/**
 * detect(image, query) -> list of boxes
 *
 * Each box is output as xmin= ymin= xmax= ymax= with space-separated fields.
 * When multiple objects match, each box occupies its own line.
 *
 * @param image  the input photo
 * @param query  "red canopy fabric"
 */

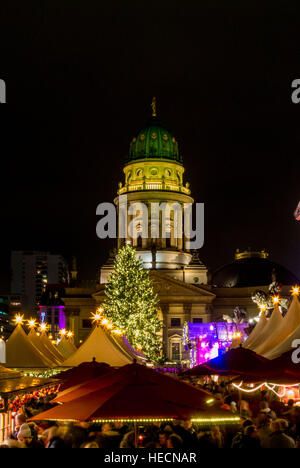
xmin=53 ymin=363 xmax=213 ymax=410
xmin=31 ymin=363 xmax=231 ymax=422
xmin=184 ymin=348 xmax=271 ymax=377
xmin=184 ymin=347 xmax=300 ymax=383
xmin=271 ymin=351 xmax=300 ymax=379
xmin=54 ymin=361 xmax=114 ymax=391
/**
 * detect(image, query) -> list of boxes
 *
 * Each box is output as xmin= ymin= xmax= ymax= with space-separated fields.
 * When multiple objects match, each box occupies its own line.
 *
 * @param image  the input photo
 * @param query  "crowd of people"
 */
xmin=0 ymin=393 xmax=300 ymax=450
xmin=1 ymin=385 xmax=300 ymax=448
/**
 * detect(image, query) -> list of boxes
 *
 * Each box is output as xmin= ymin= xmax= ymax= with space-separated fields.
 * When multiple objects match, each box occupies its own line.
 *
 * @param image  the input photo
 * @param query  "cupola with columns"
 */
xmin=113 ymin=99 xmax=203 ymax=273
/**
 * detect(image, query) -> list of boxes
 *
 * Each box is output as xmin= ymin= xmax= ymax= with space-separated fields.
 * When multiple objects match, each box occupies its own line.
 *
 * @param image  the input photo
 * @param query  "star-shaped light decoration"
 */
xmin=27 ymin=319 xmax=37 ymax=329
xmin=291 ymin=286 xmax=300 ymax=296
xmin=14 ymin=314 xmax=24 ymax=325
xmin=39 ymin=323 xmax=48 ymax=333
xmin=91 ymin=312 xmax=102 ymax=324
xmin=272 ymin=296 xmax=280 ymax=304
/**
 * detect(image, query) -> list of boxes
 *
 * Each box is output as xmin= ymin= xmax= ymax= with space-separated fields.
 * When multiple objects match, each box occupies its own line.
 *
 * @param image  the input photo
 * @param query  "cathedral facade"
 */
xmin=62 ymin=103 xmax=298 ymax=363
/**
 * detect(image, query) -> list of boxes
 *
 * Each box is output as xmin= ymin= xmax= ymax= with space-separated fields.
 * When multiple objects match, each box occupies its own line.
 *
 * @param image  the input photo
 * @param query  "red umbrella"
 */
xmin=184 ymin=348 xmax=272 ymax=377
xmin=268 ymin=351 xmax=300 ymax=380
xmin=55 ymin=360 xmax=114 ymax=391
xmin=31 ymin=377 xmax=196 ymax=421
xmin=53 ymin=363 xmax=215 ymax=411
xmin=32 ymin=363 xmax=234 ymax=423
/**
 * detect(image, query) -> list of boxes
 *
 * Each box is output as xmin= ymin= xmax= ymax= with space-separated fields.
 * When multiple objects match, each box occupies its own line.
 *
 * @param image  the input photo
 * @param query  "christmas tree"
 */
xmin=104 ymin=244 xmax=163 ymax=362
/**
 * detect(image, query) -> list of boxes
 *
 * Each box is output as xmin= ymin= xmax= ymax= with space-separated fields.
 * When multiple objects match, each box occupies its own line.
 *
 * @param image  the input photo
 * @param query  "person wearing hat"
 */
xmin=17 ymin=424 xmax=44 ymax=449
xmin=17 ymin=424 xmax=32 ymax=446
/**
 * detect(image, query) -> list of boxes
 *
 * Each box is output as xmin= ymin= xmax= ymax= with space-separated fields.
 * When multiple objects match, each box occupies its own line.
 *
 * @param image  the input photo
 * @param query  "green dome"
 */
xmin=126 ymin=117 xmax=183 ymax=165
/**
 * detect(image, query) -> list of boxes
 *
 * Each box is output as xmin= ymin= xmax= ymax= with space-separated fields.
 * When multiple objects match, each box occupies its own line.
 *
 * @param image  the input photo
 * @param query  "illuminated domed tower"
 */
xmin=112 ymin=99 xmax=207 ymax=283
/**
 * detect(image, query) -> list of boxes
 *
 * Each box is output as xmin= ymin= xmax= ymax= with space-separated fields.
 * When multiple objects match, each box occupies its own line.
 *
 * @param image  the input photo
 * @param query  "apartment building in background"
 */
xmin=11 ymin=251 xmax=69 ymax=316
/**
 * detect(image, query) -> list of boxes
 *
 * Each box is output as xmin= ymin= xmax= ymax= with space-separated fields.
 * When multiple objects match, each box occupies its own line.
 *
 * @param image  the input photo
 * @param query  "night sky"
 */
xmin=0 ymin=1 xmax=300 ymax=291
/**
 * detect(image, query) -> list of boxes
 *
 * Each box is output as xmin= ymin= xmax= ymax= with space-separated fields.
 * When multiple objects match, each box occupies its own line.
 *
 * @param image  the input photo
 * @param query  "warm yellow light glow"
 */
xmin=48 ymin=416 xmax=240 ymax=424
xmin=291 ymin=286 xmax=300 ymax=296
xmin=67 ymin=331 xmax=74 ymax=338
xmin=91 ymin=312 xmax=102 ymax=323
xmin=14 ymin=314 xmax=24 ymax=325
xmin=97 ymin=307 xmax=104 ymax=314
xmin=259 ymin=303 xmax=267 ymax=311
xmin=40 ymin=323 xmax=47 ymax=332
xmin=272 ymin=296 xmax=280 ymax=304
xmin=59 ymin=329 xmax=67 ymax=336
xmin=27 ymin=319 xmax=36 ymax=328
xmin=233 ymin=381 xmax=300 ymax=398
xmin=111 ymin=329 xmax=123 ymax=335
xmin=136 ymin=345 xmax=142 ymax=351
xmin=101 ymin=318 xmax=109 ymax=326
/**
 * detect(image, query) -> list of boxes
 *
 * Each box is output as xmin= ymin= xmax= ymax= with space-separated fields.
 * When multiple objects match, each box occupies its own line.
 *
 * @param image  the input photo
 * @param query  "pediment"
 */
xmin=92 ymin=271 xmax=215 ymax=302
xmin=150 ymin=271 xmax=215 ymax=298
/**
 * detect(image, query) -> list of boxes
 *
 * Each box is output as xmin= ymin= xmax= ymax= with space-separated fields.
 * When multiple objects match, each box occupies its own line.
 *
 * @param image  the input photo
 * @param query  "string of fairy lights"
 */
xmin=233 ymin=382 xmax=300 ymax=398
xmin=91 ymin=307 xmax=125 ymax=334
xmin=10 ymin=314 xmax=74 ymax=345
xmin=91 ymin=308 xmax=144 ymax=352
xmin=7 ymin=306 xmax=128 ymax=345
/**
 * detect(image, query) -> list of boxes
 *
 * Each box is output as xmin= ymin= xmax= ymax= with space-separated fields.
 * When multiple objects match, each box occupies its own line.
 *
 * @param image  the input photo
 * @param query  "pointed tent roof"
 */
xmin=62 ymin=326 xmax=133 ymax=367
xmin=264 ymin=323 xmax=300 ymax=360
xmin=112 ymin=334 xmax=147 ymax=362
xmin=5 ymin=325 xmax=54 ymax=368
xmin=28 ymin=330 xmax=63 ymax=366
xmin=40 ymin=332 xmax=64 ymax=364
xmin=254 ymin=296 xmax=300 ymax=356
xmin=57 ymin=336 xmax=77 ymax=360
xmin=243 ymin=311 xmax=267 ymax=350
xmin=252 ymin=304 xmax=283 ymax=354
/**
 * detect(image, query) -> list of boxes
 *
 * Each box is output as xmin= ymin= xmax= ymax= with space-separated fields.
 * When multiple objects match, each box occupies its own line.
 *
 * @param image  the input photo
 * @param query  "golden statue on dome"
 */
xmin=151 ymin=97 xmax=157 ymax=117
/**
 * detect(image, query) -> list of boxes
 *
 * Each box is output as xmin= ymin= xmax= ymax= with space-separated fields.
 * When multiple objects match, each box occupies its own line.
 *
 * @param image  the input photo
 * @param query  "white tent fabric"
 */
xmin=62 ymin=325 xmax=133 ymax=367
xmin=57 ymin=336 xmax=77 ymax=360
xmin=114 ymin=334 xmax=147 ymax=362
xmin=251 ymin=304 xmax=283 ymax=354
xmin=28 ymin=330 xmax=63 ymax=366
xmin=255 ymin=296 xmax=300 ymax=356
xmin=40 ymin=333 xmax=64 ymax=364
xmin=264 ymin=322 xmax=300 ymax=360
xmin=5 ymin=325 xmax=54 ymax=368
xmin=242 ymin=311 xmax=267 ymax=350
xmin=0 ymin=339 xmax=5 ymax=364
